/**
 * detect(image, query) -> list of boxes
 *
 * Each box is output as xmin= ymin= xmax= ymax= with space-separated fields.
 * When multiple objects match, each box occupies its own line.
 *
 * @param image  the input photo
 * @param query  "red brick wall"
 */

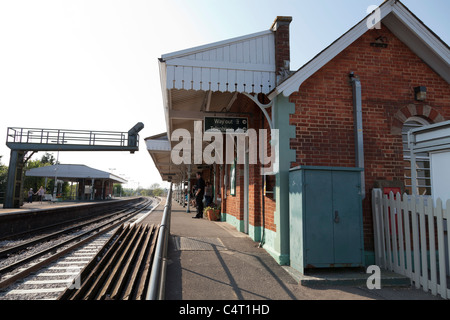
xmin=289 ymin=24 xmax=450 ymax=251
xmin=93 ymin=180 xmax=114 ymax=199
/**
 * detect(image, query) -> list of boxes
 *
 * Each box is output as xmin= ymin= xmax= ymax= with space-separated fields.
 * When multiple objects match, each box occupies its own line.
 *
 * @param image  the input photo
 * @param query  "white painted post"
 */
xmin=436 ymin=199 xmax=447 ymax=299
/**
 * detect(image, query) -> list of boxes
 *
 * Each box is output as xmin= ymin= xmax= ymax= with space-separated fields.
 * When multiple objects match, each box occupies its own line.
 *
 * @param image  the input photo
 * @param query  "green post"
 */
xmin=265 ymin=94 xmax=296 ymax=265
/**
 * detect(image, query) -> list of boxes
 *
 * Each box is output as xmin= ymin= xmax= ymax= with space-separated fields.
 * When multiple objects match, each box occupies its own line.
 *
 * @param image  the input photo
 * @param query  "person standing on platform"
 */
xmin=27 ymin=188 xmax=34 ymax=203
xmin=35 ymin=186 xmax=45 ymax=204
xmin=193 ymin=172 xmax=205 ymax=219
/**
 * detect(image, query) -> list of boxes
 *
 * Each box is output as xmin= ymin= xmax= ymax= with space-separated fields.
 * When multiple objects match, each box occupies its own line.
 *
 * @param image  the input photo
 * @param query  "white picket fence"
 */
xmin=372 ymin=189 xmax=450 ymax=299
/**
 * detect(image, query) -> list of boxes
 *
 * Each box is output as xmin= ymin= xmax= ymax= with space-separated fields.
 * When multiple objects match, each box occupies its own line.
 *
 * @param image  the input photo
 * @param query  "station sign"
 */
xmin=204 ymin=117 xmax=248 ymax=133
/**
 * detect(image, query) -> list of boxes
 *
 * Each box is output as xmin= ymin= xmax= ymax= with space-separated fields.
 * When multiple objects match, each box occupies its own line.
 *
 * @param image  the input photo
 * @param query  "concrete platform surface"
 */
xmin=0 ymin=201 xmax=94 ymax=214
xmin=139 ymin=198 xmax=442 ymax=300
xmin=0 ymin=197 xmax=135 ymax=215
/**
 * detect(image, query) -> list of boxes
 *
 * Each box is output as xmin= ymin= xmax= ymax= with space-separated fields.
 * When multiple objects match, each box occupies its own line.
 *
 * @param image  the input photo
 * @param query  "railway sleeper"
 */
xmin=58 ymin=223 xmax=159 ymax=300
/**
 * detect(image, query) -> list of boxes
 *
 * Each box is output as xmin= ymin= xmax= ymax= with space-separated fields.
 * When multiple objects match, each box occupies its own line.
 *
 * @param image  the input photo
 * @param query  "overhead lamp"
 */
xmin=414 ymin=86 xmax=427 ymax=101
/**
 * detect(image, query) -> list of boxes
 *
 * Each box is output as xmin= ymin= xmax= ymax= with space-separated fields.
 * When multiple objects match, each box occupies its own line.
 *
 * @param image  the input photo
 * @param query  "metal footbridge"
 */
xmin=4 ymin=123 xmax=144 ymax=208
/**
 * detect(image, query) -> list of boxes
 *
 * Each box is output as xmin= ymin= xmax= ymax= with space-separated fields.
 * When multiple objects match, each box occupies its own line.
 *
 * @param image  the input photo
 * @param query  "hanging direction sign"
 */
xmin=204 ymin=117 xmax=248 ymax=133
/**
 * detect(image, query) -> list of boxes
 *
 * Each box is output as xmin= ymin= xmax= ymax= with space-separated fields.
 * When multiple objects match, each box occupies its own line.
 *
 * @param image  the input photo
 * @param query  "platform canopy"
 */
xmin=159 ymin=28 xmax=276 ymax=139
xmin=145 ymin=133 xmax=208 ymax=183
xmin=25 ymin=164 xmax=127 ymax=184
xmin=152 ymin=21 xmax=281 ymax=182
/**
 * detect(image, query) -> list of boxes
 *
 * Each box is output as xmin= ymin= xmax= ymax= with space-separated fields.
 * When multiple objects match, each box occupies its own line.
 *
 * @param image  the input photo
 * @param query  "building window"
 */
xmin=402 ymin=117 xmax=431 ymax=196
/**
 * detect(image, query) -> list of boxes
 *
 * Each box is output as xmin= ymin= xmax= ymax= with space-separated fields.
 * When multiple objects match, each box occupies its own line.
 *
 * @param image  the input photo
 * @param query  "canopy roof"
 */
xmin=145 ymin=133 xmax=208 ymax=182
xmin=25 ymin=164 xmax=127 ymax=184
xmin=408 ymin=120 xmax=450 ymax=154
xmin=153 ymin=17 xmax=284 ymax=182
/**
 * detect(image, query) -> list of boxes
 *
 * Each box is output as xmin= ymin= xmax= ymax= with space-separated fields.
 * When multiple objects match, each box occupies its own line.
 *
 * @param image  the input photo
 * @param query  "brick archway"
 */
xmin=391 ymin=104 xmax=445 ymax=134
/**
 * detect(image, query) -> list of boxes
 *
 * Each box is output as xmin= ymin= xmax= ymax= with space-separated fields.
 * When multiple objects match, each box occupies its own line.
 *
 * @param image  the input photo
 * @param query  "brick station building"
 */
xmin=147 ymin=0 xmax=450 ymax=270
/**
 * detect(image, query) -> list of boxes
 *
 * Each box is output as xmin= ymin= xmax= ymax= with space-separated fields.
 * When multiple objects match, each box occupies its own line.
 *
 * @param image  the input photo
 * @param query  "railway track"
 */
xmin=0 ymin=197 xmax=157 ymax=300
xmin=59 ymin=223 xmax=159 ymax=300
xmin=1 ymin=232 xmax=115 ymax=300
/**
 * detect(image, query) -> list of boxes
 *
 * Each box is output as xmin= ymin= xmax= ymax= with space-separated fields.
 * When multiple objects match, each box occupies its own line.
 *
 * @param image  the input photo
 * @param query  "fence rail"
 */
xmin=372 ymin=189 xmax=450 ymax=299
xmin=6 ymin=127 xmax=130 ymax=147
xmin=146 ymin=183 xmax=172 ymax=300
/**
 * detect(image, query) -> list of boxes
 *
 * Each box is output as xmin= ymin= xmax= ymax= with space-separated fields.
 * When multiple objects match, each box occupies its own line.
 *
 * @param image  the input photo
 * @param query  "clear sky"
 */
xmin=0 ymin=0 xmax=448 ymax=189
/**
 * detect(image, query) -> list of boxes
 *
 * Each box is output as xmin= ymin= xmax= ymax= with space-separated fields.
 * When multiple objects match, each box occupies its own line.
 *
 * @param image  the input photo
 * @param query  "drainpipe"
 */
xmin=349 ymin=72 xmax=366 ymax=199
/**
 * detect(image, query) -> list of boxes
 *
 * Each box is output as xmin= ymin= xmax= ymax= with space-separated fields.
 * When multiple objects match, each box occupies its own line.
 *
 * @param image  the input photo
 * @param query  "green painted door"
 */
xmin=302 ymin=167 xmax=363 ymax=267
xmin=332 ymin=170 xmax=363 ymax=264
xmin=304 ymin=170 xmax=334 ymax=266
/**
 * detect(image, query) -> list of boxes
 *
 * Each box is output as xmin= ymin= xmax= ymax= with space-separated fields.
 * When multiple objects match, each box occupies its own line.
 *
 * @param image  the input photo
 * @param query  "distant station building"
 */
xmin=25 ymin=164 xmax=127 ymax=201
xmin=147 ymin=0 xmax=450 ymax=271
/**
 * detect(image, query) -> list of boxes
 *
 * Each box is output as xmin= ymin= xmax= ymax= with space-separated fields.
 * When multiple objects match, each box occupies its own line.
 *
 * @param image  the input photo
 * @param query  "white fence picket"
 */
xmin=383 ymin=194 xmax=392 ymax=271
xmin=403 ymin=193 xmax=412 ymax=279
xmin=372 ymin=189 xmax=449 ymax=299
xmin=389 ymin=193 xmax=399 ymax=273
xmin=427 ymin=201 xmax=437 ymax=295
xmin=436 ymin=199 xmax=447 ymax=299
xmin=418 ymin=197 xmax=428 ymax=292
xmin=396 ymin=194 xmax=405 ymax=275
xmin=371 ymin=189 xmax=384 ymax=267
xmin=442 ymin=199 xmax=450 ymax=298
xmin=447 ymin=200 xmax=450 ymax=299
xmin=410 ymin=195 xmax=421 ymax=289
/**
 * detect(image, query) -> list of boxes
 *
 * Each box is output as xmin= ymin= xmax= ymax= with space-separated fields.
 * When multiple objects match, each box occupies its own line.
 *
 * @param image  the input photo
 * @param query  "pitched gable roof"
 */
xmin=25 ymin=164 xmax=127 ymax=184
xmin=269 ymin=0 xmax=450 ymax=99
xmin=159 ymin=30 xmax=277 ymax=94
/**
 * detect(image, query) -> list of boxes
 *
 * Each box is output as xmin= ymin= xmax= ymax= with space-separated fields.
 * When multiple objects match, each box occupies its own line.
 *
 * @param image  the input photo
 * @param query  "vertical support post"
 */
xmin=410 ymin=150 xmax=418 ymax=196
xmin=271 ymin=94 xmax=296 ymax=265
xmin=80 ymin=179 xmax=85 ymax=200
xmin=244 ymin=150 xmax=249 ymax=234
xmin=187 ymin=165 xmax=191 ymax=213
xmin=182 ymin=179 xmax=186 ymax=208
xmin=91 ymin=178 xmax=95 ymax=200
xmin=4 ymin=150 xmax=25 ymax=208
xmin=4 ymin=150 xmax=18 ymax=208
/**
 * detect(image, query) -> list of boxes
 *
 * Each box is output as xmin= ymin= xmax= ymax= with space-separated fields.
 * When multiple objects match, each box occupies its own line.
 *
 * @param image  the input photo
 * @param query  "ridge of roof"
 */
xmin=160 ymin=29 xmax=273 ymax=61
xmin=269 ymin=0 xmax=450 ymax=99
xmin=25 ymin=164 xmax=127 ymax=183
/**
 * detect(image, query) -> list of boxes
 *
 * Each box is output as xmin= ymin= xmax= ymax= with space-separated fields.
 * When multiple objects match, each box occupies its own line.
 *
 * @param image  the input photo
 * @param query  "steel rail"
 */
xmin=58 ymin=223 xmax=159 ymax=300
xmin=0 ymin=199 xmax=139 ymax=242
xmin=0 ymin=205 xmax=132 ymax=258
xmin=0 ymin=198 xmax=152 ymax=289
xmin=146 ymin=183 xmax=172 ymax=300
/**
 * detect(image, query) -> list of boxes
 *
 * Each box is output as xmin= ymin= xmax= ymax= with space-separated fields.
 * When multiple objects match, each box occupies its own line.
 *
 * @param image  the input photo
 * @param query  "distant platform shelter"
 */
xmin=25 ymin=164 xmax=127 ymax=200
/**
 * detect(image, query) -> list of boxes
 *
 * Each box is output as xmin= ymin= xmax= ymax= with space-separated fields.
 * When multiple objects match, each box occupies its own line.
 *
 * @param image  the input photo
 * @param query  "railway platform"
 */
xmin=0 ymin=200 xmax=95 ymax=215
xmin=0 ymin=197 xmax=140 ymax=215
xmin=140 ymin=198 xmax=441 ymax=300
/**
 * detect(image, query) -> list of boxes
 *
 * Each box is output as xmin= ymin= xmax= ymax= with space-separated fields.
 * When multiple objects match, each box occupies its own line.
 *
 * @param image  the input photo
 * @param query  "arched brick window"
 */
xmin=402 ymin=117 xmax=431 ymax=196
xmin=392 ymin=104 xmax=445 ymax=134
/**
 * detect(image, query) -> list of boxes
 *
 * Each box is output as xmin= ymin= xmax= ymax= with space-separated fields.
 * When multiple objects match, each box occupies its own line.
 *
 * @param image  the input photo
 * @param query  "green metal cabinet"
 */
xmin=289 ymin=166 xmax=364 ymax=274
